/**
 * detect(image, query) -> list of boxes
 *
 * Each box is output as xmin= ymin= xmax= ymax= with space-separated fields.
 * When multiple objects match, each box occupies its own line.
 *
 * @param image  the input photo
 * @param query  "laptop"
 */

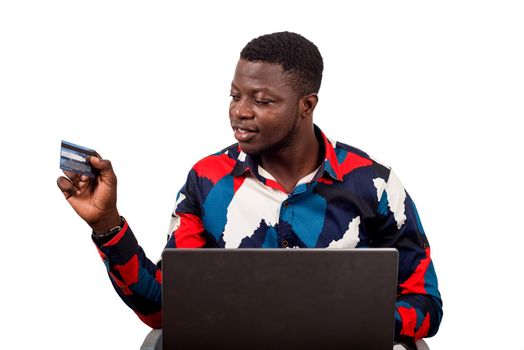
xmin=162 ymin=248 xmax=398 ymax=350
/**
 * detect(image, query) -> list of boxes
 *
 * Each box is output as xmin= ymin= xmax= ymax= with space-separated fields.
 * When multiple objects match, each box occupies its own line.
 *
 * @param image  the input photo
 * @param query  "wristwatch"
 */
xmin=92 ymin=216 xmax=126 ymax=239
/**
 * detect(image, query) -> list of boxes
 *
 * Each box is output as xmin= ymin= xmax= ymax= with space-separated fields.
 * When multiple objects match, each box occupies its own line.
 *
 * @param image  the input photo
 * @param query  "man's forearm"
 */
xmin=93 ymin=221 xmax=163 ymax=328
xmin=395 ymin=294 xmax=443 ymax=340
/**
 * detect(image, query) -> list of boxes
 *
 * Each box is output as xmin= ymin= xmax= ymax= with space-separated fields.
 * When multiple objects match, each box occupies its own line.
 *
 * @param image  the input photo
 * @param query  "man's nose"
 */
xmin=231 ymin=98 xmax=255 ymax=119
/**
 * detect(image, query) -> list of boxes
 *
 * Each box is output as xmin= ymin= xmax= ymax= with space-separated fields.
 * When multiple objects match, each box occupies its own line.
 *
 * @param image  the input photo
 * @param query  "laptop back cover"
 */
xmin=162 ymin=248 xmax=398 ymax=350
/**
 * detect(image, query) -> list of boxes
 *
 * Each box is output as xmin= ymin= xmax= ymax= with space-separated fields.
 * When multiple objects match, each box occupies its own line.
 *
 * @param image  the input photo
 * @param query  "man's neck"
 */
xmin=258 ymin=128 xmax=321 ymax=194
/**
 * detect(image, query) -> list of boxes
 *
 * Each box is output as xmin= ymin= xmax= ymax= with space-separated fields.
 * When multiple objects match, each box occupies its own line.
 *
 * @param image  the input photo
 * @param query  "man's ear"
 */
xmin=299 ymin=93 xmax=319 ymax=118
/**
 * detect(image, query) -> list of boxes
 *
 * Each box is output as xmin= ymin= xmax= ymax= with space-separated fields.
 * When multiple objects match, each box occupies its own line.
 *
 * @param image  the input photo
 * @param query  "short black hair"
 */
xmin=240 ymin=31 xmax=324 ymax=96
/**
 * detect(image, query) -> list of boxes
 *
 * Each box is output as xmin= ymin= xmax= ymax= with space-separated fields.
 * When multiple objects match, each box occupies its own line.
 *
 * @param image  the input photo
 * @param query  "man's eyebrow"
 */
xmin=251 ymin=87 xmax=274 ymax=94
xmin=230 ymin=85 xmax=275 ymax=95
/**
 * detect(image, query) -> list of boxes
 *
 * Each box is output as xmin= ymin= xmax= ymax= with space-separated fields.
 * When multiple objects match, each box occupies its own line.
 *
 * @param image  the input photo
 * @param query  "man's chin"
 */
xmin=238 ymin=143 xmax=261 ymax=156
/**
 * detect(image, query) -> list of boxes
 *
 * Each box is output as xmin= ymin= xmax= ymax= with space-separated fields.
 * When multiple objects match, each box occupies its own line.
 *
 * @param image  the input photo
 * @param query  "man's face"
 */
xmin=229 ymin=59 xmax=302 ymax=156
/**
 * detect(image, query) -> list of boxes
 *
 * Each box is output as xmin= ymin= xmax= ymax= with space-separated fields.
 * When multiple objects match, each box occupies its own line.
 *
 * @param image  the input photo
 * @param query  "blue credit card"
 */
xmin=60 ymin=140 xmax=97 ymax=178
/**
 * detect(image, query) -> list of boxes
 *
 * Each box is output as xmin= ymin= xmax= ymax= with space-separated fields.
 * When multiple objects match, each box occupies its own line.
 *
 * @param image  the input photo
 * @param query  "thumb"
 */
xmin=89 ymin=156 xmax=117 ymax=184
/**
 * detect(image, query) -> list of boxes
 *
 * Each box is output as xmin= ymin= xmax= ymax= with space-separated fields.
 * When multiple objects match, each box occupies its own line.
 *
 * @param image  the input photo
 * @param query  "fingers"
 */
xmin=57 ymin=176 xmax=79 ymax=199
xmin=62 ymin=169 xmax=81 ymax=183
xmin=58 ymin=170 xmax=92 ymax=196
xmin=62 ymin=169 xmax=91 ymax=187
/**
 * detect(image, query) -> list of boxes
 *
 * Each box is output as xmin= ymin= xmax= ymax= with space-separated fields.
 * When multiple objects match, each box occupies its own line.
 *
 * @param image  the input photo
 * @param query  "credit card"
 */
xmin=60 ymin=140 xmax=97 ymax=178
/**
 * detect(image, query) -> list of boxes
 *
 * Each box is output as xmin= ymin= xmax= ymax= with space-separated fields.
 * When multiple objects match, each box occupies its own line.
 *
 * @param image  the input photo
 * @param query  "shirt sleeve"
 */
xmin=368 ymin=168 xmax=443 ymax=340
xmin=92 ymin=169 xmax=206 ymax=328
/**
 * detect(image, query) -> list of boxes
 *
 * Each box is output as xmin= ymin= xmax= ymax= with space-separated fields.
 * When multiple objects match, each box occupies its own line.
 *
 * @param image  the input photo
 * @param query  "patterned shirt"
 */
xmin=94 ymin=125 xmax=443 ymax=340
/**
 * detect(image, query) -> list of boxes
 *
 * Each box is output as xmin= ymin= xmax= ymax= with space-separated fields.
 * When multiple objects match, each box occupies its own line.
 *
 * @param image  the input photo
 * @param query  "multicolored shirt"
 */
xmin=94 ymin=125 xmax=443 ymax=340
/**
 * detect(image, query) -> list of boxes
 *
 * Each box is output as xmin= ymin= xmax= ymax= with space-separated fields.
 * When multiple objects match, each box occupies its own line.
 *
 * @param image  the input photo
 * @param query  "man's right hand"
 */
xmin=57 ymin=156 xmax=121 ymax=234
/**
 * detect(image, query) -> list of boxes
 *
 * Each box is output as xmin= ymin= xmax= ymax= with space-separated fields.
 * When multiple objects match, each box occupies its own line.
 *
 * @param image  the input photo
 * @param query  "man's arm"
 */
xmin=367 ymin=169 xmax=443 ymax=340
xmin=57 ymin=156 xmax=161 ymax=326
xmin=91 ymin=178 xmax=207 ymax=327
xmin=92 ymin=222 xmax=163 ymax=327
xmin=57 ymin=157 xmax=205 ymax=328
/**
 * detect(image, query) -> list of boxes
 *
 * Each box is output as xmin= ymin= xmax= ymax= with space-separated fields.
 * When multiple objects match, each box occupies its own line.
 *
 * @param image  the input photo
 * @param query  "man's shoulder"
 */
xmin=330 ymin=138 xmax=391 ymax=176
xmin=332 ymin=140 xmax=372 ymax=161
xmin=336 ymin=140 xmax=391 ymax=169
xmin=189 ymin=143 xmax=241 ymax=183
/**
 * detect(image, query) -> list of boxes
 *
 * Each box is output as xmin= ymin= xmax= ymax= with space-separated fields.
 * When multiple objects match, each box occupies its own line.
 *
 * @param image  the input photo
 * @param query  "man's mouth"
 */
xmin=233 ymin=127 xmax=258 ymax=142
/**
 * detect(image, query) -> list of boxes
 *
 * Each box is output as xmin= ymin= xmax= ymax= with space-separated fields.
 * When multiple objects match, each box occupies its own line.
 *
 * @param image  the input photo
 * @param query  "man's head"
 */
xmin=240 ymin=31 xmax=323 ymax=97
xmin=230 ymin=32 xmax=323 ymax=157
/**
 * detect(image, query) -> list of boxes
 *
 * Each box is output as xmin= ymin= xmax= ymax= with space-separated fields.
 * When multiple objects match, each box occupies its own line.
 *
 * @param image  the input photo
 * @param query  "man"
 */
xmin=57 ymin=31 xmax=442 ymax=349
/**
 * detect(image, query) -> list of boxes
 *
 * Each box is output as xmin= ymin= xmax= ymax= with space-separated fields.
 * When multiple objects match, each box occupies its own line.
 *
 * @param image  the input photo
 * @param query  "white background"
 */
xmin=1 ymin=1 xmax=523 ymax=349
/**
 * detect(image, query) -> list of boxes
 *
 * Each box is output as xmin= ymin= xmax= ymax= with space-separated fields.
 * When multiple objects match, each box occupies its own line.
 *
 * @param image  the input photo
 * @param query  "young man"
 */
xmin=57 ymin=32 xmax=442 ymax=348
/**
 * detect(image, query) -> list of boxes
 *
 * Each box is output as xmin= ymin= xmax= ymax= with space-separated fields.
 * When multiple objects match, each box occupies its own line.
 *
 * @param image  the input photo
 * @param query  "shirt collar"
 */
xmin=230 ymin=124 xmax=343 ymax=182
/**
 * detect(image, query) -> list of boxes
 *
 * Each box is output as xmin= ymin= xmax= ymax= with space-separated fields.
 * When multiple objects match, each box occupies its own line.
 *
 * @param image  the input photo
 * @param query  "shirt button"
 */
xmin=281 ymin=240 xmax=289 ymax=248
xmin=283 ymin=201 xmax=289 ymax=208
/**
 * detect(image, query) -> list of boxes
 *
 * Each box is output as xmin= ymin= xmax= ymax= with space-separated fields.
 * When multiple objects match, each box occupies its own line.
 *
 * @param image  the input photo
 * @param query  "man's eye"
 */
xmin=230 ymin=95 xmax=240 ymax=101
xmin=254 ymin=99 xmax=271 ymax=105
